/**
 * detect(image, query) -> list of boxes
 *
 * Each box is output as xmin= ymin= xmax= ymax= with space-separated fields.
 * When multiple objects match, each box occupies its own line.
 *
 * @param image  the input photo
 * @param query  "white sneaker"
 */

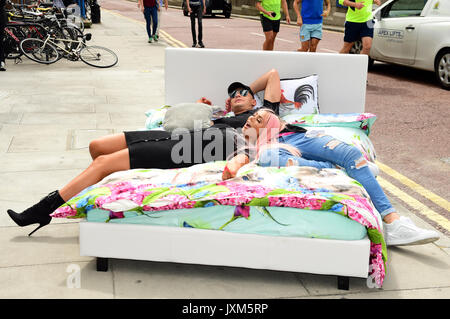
xmin=383 ymin=216 xmax=440 ymax=246
xmin=0 ymin=62 xmax=6 ymax=71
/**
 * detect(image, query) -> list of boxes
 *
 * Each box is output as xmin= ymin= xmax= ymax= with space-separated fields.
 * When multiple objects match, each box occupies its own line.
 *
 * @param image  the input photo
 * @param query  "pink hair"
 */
xmin=255 ymin=111 xmax=301 ymax=160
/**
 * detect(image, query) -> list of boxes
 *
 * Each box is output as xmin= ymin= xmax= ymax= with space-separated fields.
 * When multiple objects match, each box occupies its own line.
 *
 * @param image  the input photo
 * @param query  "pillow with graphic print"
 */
xmin=254 ymin=75 xmax=320 ymax=115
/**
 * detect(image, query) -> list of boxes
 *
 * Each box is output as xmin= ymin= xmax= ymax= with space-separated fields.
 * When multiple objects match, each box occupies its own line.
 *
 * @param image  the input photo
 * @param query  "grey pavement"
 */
xmin=0 ymin=9 xmax=449 ymax=299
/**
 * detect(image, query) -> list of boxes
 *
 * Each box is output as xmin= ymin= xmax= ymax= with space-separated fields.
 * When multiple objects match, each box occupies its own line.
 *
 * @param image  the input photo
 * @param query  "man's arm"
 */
xmin=256 ymin=1 xmax=273 ymax=17
xmin=138 ymin=0 xmax=144 ymax=12
xmin=164 ymin=0 xmax=168 ymax=10
xmin=293 ymin=0 xmax=302 ymax=27
xmin=281 ymin=0 xmax=290 ymax=24
xmin=186 ymin=0 xmax=191 ymax=13
xmin=341 ymin=0 xmax=364 ymax=10
xmin=322 ymin=0 xmax=331 ymax=17
xmin=249 ymin=69 xmax=281 ymax=103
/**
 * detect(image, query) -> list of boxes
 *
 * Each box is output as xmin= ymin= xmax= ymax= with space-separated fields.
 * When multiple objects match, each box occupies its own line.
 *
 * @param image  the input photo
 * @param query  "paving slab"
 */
xmin=0 ymin=223 xmax=89 ymax=268
xmin=0 ymin=261 xmax=114 ymax=299
xmin=10 ymin=103 xmax=95 ymax=113
xmin=111 ymin=259 xmax=310 ymax=299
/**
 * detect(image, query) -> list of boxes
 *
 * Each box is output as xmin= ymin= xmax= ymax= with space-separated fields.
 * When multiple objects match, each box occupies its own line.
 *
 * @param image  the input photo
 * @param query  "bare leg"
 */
xmin=339 ymin=41 xmax=354 ymax=54
xmin=361 ymin=36 xmax=372 ymax=56
xmin=309 ymin=38 xmax=320 ymax=52
xmin=297 ymin=40 xmax=310 ymax=52
xmin=59 ymin=148 xmax=130 ymax=201
xmin=89 ymin=133 xmax=128 ymax=160
xmin=263 ymin=31 xmax=276 ymax=51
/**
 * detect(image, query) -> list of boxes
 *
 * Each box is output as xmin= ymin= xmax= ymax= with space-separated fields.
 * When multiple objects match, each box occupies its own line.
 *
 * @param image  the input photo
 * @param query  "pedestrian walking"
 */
xmin=293 ymin=0 xmax=330 ymax=52
xmin=138 ymin=0 xmax=158 ymax=43
xmin=256 ymin=0 xmax=291 ymax=51
xmin=338 ymin=0 xmax=381 ymax=55
xmin=0 ymin=0 xmax=7 ymax=71
xmin=186 ymin=0 xmax=206 ymax=48
xmin=154 ymin=0 xmax=169 ymax=42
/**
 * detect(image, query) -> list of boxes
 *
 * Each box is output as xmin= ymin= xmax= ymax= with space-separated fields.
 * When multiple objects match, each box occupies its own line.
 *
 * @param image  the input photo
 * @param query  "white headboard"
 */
xmin=165 ymin=48 xmax=368 ymax=114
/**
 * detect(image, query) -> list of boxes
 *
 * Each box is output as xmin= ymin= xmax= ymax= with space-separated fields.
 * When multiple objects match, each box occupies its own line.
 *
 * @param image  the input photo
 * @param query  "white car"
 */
xmin=352 ymin=0 xmax=450 ymax=90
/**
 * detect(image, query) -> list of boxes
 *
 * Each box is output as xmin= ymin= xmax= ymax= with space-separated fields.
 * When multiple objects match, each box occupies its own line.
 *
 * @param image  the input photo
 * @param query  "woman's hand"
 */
xmin=222 ymin=165 xmax=234 ymax=180
xmin=225 ymin=97 xmax=231 ymax=113
xmin=222 ymin=154 xmax=250 ymax=180
xmin=197 ymin=97 xmax=212 ymax=105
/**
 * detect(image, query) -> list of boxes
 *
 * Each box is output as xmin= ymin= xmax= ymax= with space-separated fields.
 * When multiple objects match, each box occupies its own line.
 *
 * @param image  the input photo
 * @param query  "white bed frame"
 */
xmin=80 ymin=48 xmax=370 ymax=290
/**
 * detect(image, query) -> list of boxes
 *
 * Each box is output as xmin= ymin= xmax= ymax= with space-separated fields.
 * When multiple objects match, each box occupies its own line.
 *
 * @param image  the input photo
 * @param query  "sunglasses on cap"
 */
xmin=229 ymin=89 xmax=250 ymax=98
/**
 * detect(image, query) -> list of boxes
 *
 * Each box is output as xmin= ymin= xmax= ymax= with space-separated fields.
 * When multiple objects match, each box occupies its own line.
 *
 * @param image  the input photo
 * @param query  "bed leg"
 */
xmin=96 ymin=257 xmax=109 ymax=272
xmin=337 ymin=276 xmax=349 ymax=290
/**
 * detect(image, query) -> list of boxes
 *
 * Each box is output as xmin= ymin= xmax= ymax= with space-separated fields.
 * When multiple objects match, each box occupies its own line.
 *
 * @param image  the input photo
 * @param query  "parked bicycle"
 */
xmin=20 ymin=32 xmax=118 ymax=68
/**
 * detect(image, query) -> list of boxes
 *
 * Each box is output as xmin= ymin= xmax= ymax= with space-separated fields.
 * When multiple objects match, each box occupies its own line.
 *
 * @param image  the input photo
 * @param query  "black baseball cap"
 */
xmin=227 ymin=82 xmax=254 ymax=97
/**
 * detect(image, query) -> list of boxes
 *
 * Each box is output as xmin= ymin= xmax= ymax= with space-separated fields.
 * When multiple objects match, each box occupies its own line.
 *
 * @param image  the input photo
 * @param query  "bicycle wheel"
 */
xmin=20 ymin=38 xmax=60 ymax=64
xmin=79 ymin=45 xmax=118 ymax=68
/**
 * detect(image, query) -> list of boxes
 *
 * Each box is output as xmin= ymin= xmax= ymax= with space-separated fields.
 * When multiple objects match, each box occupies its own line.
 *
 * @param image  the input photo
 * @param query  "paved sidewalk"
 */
xmin=0 ymin=9 xmax=449 ymax=299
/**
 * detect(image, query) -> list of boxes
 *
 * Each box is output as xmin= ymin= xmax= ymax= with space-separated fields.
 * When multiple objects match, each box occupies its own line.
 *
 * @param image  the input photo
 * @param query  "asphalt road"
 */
xmin=99 ymin=0 xmax=450 ymax=234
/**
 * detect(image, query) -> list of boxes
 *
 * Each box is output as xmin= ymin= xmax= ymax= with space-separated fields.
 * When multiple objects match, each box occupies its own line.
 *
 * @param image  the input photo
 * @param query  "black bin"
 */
xmin=91 ymin=1 xmax=101 ymax=24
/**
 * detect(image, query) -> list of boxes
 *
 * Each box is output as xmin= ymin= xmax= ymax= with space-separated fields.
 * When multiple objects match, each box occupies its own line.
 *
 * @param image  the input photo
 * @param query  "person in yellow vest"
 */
xmin=256 ymin=0 xmax=291 ymax=51
xmin=338 ymin=0 xmax=381 ymax=55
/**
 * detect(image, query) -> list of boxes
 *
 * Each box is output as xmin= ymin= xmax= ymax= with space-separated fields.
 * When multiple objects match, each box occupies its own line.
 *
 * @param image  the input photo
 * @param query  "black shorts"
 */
xmin=260 ymin=14 xmax=280 ymax=33
xmin=344 ymin=20 xmax=374 ymax=43
xmin=124 ymin=126 xmax=238 ymax=169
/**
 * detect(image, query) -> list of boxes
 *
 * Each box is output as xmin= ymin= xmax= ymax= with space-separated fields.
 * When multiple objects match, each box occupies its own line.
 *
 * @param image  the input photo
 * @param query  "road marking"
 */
xmin=377 ymin=176 xmax=450 ymax=232
xmin=159 ymin=29 xmax=188 ymax=48
xmin=250 ymin=32 xmax=294 ymax=43
xmin=377 ymin=161 xmax=450 ymax=212
xmin=102 ymin=8 xmax=186 ymax=48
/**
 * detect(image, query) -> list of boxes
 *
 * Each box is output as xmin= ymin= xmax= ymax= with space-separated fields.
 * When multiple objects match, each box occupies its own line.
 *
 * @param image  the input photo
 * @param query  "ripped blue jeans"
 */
xmin=257 ymin=132 xmax=395 ymax=219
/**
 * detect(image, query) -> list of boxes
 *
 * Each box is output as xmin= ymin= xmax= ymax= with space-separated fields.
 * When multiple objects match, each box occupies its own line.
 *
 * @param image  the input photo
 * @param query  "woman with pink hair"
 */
xmin=222 ymin=108 xmax=332 ymax=179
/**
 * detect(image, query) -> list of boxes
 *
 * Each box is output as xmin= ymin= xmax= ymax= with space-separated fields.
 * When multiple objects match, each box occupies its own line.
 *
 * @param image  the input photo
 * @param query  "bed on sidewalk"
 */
xmin=53 ymin=48 xmax=387 ymax=290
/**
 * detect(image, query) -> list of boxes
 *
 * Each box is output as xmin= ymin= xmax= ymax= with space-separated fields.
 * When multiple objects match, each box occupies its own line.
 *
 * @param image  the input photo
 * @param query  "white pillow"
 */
xmin=254 ymin=75 xmax=320 ymax=116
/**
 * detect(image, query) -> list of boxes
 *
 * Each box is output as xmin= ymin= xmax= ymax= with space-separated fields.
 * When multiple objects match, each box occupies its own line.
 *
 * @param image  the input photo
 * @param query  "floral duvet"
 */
xmin=52 ymin=161 xmax=387 ymax=287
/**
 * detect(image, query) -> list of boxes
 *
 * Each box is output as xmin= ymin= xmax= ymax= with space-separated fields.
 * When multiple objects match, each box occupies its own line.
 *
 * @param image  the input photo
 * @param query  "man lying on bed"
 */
xmin=7 ymin=69 xmax=440 ymax=247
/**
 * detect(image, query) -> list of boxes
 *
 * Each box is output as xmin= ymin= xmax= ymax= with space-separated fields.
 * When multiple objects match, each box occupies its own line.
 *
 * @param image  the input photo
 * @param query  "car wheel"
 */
xmin=435 ymin=50 xmax=450 ymax=90
xmin=350 ymin=40 xmax=362 ymax=54
xmin=224 ymin=11 xmax=231 ymax=18
xmin=368 ymin=57 xmax=375 ymax=70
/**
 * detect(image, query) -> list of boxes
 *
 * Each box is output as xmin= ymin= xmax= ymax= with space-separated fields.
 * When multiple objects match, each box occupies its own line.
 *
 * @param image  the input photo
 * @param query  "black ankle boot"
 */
xmin=7 ymin=190 xmax=65 ymax=236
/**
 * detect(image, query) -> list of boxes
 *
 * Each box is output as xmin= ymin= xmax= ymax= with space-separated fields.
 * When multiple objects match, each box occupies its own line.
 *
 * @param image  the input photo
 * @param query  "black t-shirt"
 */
xmin=279 ymin=124 xmax=307 ymax=135
xmin=212 ymin=99 xmax=281 ymax=129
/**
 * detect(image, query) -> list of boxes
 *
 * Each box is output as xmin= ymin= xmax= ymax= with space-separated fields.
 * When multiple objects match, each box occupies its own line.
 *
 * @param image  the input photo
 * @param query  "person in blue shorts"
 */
xmin=293 ymin=0 xmax=330 ymax=52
